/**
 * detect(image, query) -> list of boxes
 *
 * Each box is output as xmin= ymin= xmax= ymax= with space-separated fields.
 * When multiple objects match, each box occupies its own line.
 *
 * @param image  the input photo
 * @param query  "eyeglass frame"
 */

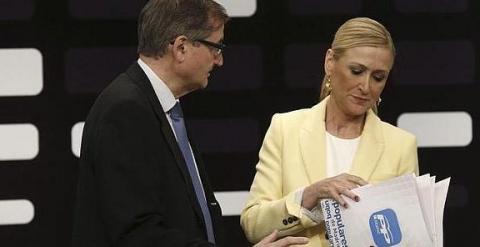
xmin=193 ymin=39 xmax=226 ymax=55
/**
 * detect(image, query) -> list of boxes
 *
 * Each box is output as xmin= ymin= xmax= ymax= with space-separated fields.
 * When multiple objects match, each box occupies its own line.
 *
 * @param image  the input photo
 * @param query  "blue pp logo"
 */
xmin=369 ymin=209 xmax=402 ymax=247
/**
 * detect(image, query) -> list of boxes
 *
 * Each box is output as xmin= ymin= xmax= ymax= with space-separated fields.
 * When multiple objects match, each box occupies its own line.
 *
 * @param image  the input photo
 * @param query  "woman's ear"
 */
xmin=324 ymin=48 xmax=334 ymax=76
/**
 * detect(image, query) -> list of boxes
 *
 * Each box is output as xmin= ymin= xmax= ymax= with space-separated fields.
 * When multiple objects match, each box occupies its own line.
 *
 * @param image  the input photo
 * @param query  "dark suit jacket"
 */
xmin=71 ymin=63 xmax=224 ymax=247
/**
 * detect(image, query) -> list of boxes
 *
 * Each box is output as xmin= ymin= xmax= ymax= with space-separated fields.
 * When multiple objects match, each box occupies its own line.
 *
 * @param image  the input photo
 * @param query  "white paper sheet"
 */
xmin=321 ymin=174 xmax=450 ymax=247
xmin=434 ymin=177 xmax=450 ymax=247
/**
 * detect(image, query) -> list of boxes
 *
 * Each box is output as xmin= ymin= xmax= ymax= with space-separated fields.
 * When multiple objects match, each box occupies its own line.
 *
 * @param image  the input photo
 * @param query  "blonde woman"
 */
xmin=241 ymin=17 xmax=418 ymax=246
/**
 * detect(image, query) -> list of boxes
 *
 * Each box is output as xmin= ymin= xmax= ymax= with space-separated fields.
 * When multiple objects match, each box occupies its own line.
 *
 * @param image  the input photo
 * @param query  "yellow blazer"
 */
xmin=240 ymin=97 xmax=419 ymax=246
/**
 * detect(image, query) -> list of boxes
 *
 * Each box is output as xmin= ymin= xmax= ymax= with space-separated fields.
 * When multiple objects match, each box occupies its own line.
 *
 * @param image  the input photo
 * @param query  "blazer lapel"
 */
xmin=349 ymin=110 xmax=385 ymax=180
xmin=299 ymin=100 xmax=328 ymax=184
xmin=125 ymin=63 xmax=205 ymax=220
xmin=299 ymin=97 xmax=385 ymax=183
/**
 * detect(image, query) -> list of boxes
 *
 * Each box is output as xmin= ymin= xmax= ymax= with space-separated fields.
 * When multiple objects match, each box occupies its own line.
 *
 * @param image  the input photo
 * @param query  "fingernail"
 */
xmin=355 ymin=196 xmax=360 ymax=202
xmin=343 ymin=203 xmax=348 ymax=208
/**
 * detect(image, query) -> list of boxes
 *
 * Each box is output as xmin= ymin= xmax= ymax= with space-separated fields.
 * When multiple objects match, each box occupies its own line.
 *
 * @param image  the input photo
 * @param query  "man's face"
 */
xmin=181 ymin=22 xmax=225 ymax=90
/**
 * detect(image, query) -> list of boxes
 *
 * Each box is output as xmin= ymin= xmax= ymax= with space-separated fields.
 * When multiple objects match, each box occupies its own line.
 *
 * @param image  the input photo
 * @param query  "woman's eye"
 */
xmin=373 ymin=75 xmax=386 ymax=82
xmin=351 ymin=69 xmax=362 ymax=75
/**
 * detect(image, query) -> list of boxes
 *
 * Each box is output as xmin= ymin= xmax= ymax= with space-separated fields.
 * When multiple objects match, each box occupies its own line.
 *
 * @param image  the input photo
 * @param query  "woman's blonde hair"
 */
xmin=320 ymin=17 xmax=395 ymax=113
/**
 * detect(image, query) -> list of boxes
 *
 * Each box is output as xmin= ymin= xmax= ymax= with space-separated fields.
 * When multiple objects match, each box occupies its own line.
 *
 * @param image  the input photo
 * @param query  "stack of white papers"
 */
xmin=320 ymin=174 xmax=450 ymax=247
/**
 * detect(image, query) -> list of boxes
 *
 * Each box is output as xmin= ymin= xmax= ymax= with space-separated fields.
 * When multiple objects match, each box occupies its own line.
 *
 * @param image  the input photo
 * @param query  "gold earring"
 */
xmin=326 ymin=76 xmax=332 ymax=94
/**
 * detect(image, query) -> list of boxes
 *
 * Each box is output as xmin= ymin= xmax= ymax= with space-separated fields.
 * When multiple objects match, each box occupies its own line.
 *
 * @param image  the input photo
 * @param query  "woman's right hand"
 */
xmin=302 ymin=173 xmax=368 ymax=210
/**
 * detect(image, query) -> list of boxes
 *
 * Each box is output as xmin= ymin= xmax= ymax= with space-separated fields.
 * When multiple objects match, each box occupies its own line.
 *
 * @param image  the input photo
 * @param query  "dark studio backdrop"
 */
xmin=0 ymin=0 xmax=478 ymax=246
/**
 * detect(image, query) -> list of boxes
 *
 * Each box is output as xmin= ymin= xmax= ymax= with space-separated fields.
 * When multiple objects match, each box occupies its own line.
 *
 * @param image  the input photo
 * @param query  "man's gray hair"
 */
xmin=137 ymin=0 xmax=228 ymax=57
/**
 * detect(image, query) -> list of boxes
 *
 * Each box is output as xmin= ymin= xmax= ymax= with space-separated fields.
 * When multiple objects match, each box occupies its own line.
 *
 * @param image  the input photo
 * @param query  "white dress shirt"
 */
xmin=137 ymin=58 xmax=207 ymax=198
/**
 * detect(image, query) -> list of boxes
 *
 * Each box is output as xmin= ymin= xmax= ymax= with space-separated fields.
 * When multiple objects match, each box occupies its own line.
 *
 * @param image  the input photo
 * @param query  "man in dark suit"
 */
xmin=71 ymin=0 xmax=308 ymax=246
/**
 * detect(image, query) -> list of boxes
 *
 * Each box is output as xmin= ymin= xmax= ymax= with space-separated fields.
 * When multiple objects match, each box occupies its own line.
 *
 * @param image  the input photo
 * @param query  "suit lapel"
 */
xmin=349 ymin=110 xmax=385 ymax=180
xmin=125 ymin=63 xmax=205 ymax=221
xmin=299 ymin=100 xmax=328 ymax=184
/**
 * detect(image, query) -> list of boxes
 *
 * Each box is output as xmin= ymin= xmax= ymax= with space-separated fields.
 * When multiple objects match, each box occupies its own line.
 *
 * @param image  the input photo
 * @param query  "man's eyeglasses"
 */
xmin=194 ymin=39 xmax=226 ymax=55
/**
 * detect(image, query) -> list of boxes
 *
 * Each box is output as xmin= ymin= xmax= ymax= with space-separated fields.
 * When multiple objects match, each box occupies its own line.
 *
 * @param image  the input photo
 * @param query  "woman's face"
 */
xmin=325 ymin=46 xmax=394 ymax=118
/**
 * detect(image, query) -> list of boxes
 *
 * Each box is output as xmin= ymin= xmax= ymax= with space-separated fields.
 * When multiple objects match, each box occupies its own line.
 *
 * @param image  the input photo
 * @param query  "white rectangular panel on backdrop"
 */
xmin=397 ymin=112 xmax=472 ymax=148
xmin=0 ymin=199 xmax=34 ymax=225
xmin=0 ymin=48 xmax=43 ymax=96
xmin=215 ymin=0 xmax=256 ymax=17
xmin=0 ymin=124 xmax=39 ymax=161
xmin=71 ymin=122 xmax=85 ymax=157
xmin=214 ymin=191 xmax=249 ymax=216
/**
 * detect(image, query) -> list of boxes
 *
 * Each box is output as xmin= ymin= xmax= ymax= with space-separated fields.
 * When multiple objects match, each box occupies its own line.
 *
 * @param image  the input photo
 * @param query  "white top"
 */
xmin=325 ymin=132 xmax=360 ymax=177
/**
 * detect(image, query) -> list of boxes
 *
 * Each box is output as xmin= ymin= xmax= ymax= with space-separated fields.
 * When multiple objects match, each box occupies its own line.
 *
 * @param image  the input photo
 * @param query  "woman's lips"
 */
xmin=351 ymin=95 xmax=369 ymax=104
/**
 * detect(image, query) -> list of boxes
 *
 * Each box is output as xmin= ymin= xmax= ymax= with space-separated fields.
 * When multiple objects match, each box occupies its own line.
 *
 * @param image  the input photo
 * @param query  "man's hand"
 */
xmin=253 ymin=230 xmax=309 ymax=247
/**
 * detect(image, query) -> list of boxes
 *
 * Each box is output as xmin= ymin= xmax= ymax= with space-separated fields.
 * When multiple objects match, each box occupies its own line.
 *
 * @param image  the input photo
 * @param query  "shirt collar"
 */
xmin=137 ymin=58 xmax=177 ymax=113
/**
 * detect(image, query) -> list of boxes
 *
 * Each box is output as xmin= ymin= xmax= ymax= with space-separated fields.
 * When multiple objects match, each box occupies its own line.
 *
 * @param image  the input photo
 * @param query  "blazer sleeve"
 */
xmin=398 ymin=133 xmax=419 ymax=176
xmin=91 ymin=99 xmax=212 ymax=247
xmin=240 ymin=114 xmax=318 ymax=244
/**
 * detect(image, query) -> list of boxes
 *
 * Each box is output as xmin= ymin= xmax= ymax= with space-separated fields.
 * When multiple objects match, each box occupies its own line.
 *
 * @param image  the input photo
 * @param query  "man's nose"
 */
xmin=214 ymin=53 xmax=223 ymax=66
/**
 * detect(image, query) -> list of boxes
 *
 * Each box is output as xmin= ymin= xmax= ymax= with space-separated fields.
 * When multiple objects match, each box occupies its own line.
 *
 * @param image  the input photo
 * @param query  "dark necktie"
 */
xmin=168 ymin=102 xmax=215 ymax=244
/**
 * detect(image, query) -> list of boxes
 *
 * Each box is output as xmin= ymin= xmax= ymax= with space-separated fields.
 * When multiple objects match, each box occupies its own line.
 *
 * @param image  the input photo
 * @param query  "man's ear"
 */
xmin=171 ymin=35 xmax=188 ymax=62
xmin=324 ymin=48 xmax=335 ymax=76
